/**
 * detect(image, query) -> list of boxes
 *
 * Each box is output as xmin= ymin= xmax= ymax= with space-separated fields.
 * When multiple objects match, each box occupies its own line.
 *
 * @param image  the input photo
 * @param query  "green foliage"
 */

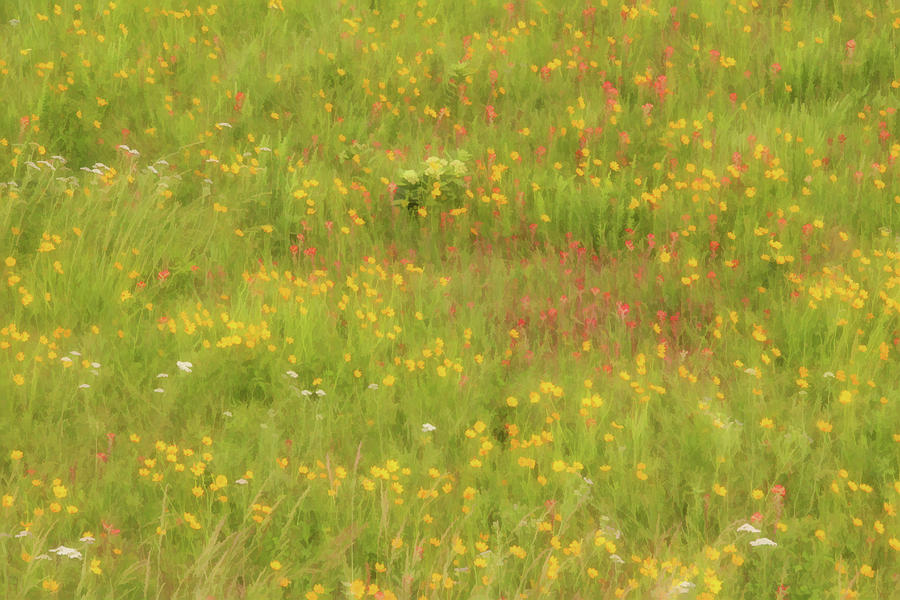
xmin=0 ymin=1 xmax=898 ymax=599
xmin=394 ymin=151 xmax=471 ymax=212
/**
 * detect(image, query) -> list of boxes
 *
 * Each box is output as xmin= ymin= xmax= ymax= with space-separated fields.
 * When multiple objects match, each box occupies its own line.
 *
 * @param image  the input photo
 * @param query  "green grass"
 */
xmin=1 ymin=1 xmax=898 ymax=598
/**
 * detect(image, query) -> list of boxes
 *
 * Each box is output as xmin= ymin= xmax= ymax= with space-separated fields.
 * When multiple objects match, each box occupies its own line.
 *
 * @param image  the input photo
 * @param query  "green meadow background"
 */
xmin=1 ymin=0 xmax=898 ymax=598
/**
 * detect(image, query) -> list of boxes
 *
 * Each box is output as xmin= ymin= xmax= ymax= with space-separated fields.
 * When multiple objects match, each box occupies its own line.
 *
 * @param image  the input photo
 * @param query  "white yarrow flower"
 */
xmin=49 ymin=545 xmax=83 ymax=560
xmin=421 ymin=423 xmax=436 ymax=433
xmin=176 ymin=361 xmax=193 ymax=373
xmin=674 ymin=581 xmax=695 ymax=594
xmin=285 ymin=370 xmax=299 ymax=379
xmin=749 ymin=537 xmax=778 ymax=547
xmin=737 ymin=523 xmax=761 ymax=533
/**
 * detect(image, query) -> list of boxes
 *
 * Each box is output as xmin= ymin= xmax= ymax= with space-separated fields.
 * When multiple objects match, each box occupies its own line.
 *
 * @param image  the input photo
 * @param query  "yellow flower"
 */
xmin=269 ymin=560 xmax=282 ymax=571
xmin=10 ymin=450 xmax=23 ymax=460
xmin=90 ymin=558 xmax=102 ymax=575
xmin=349 ymin=580 xmax=365 ymax=599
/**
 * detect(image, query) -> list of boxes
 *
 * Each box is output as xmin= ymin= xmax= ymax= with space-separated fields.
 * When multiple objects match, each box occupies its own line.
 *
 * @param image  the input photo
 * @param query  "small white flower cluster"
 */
xmin=49 ymin=545 xmax=83 ymax=560
xmin=737 ymin=523 xmax=778 ymax=547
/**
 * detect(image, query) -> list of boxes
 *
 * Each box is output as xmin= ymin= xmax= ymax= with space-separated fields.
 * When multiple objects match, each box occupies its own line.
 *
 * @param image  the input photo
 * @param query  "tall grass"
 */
xmin=1 ymin=1 xmax=898 ymax=598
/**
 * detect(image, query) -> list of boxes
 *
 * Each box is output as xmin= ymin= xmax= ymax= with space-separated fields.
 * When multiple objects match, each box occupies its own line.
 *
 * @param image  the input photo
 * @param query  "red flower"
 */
xmin=771 ymin=484 xmax=786 ymax=497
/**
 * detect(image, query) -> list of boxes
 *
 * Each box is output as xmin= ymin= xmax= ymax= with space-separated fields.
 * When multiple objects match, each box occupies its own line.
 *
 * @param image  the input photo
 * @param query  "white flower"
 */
xmin=285 ymin=370 xmax=299 ymax=379
xmin=421 ymin=423 xmax=437 ymax=433
xmin=674 ymin=581 xmax=695 ymax=593
xmin=176 ymin=361 xmax=193 ymax=373
xmin=14 ymin=530 xmax=30 ymax=538
xmin=223 ymin=411 xmax=233 ymax=417
xmin=235 ymin=478 xmax=248 ymax=485
xmin=737 ymin=523 xmax=761 ymax=533
xmin=78 ymin=384 xmax=90 ymax=389
xmin=91 ymin=362 xmax=101 ymax=368
xmin=153 ymin=388 xmax=165 ymax=393
xmin=315 ymin=389 xmax=326 ymax=397
xmin=367 ymin=383 xmax=379 ymax=390
xmin=49 ymin=545 xmax=83 ymax=560
xmin=79 ymin=535 xmax=95 ymax=544
xmin=749 ymin=537 xmax=778 ymax=547
xmin=744 ymin=367 xmax=758 ymax=376
xmin=157 ymin=373 xmax=168 ymax=378
xmin=823 ymin=371 xmax=835 ymax=378
xmin=70 ymin=351 xmax=81 ymax=356
xmin=35 ymin=554 xmax=51 ymax=560
xmin=582 ymin=477 xmax=594 ymax=485
xmin=301 ymin=389 xmax=313 ymax=397
xmin=60 ymin=357 xmax=72 ymax=363
xmin=609 ymin=554 xmax=625 ymax=564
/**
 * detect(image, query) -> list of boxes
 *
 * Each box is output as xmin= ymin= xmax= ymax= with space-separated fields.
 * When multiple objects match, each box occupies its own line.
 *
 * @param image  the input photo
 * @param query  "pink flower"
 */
xmin=751 ymin=512 xmax=764 ymax=523
xmin=771 ymin=484 xmax=786 ymax=497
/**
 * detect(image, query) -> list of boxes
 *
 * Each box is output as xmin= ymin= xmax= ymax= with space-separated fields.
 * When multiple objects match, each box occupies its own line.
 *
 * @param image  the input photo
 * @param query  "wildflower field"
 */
xmin=1 ymin=1 xmax=899 ymax=598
